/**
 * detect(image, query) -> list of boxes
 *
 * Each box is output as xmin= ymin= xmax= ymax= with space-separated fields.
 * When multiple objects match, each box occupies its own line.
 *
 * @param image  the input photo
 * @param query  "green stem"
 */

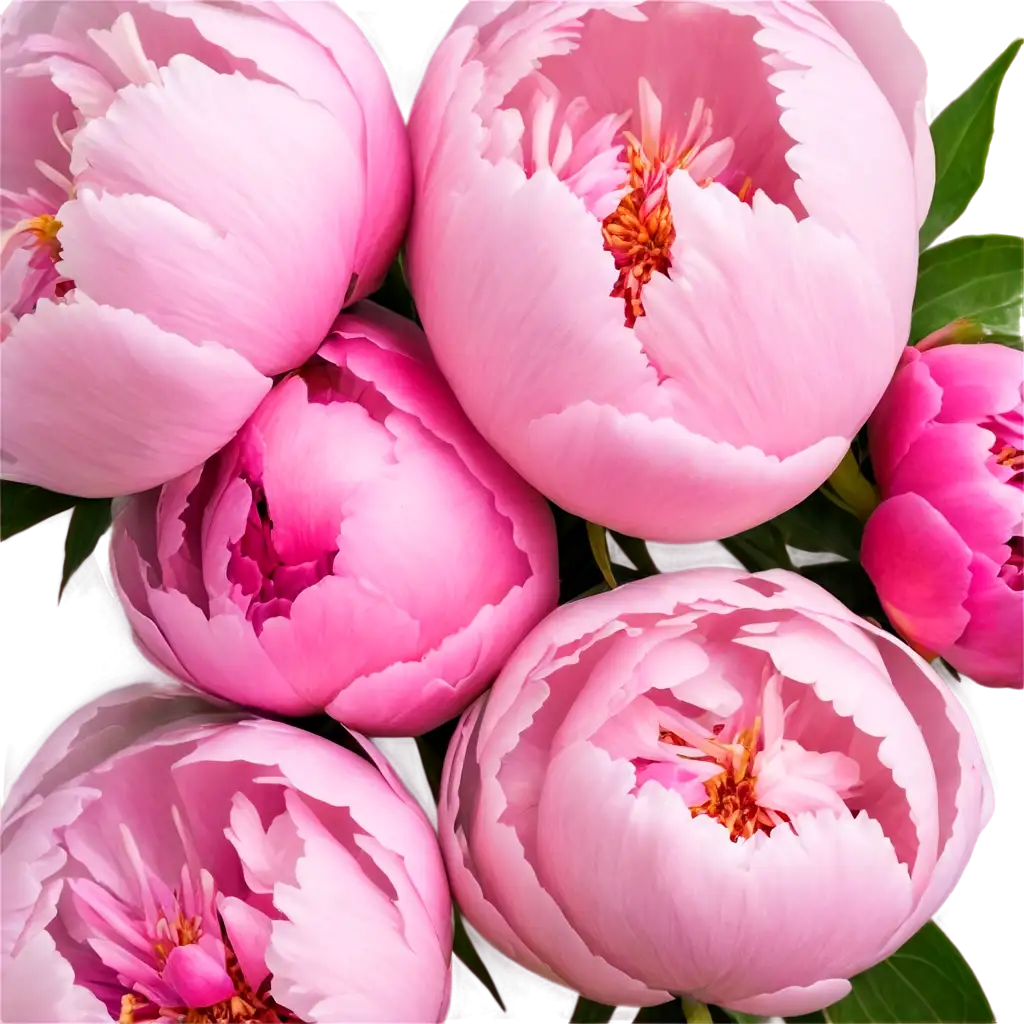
xmin=680 ymin=999 xmax=713 ymax=1024
xmin=586 ymin=521 xmax=618 ymax=589
xmin=823 ymin=450 xmax=879 ymax=523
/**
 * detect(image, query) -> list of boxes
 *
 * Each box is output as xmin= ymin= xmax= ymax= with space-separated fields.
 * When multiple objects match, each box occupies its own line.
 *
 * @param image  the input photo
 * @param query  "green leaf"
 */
xmin=413 ymin=719 xmax=458 ymax=803
xmin=59 ymin=498 xmax=112 ymax=598
xmin=911 ymin=234 xmax=1023 ymax=343
xmin=722 ymin=1013 xmax=762 ymax=1024
xmin=800 ymin=560 xmax=890 ymax=630
xmin=1 ymin=482 xmax=78 ymax=540
xmin=453 ymin=911 xmax=506 ymax=1011
xmin=720 ymin=487 xmax=864 ymax=577
xmin=787 ymin=1014 xmax=827 ymax=1023
xmin=553 ymin=505 xmax=606 ymax=603
xmin=823 ymin=922 xmax=993 ymax=1023
xmin=610 ymin=536 xmax=659 ymax=577
xmin=920 ymin=38 xmax=1022 ymax=249
xmin=571 ymin=996 xmax=616 ymax=1022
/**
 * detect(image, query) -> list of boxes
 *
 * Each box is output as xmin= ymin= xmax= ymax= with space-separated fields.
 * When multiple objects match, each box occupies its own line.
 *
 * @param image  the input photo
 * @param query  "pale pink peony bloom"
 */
xmin=862 ymin=343 xmax=1024 ymax=688
xmin=1 ymin=685 xmax=453 ymax=1023
xmin=440 ymin=569 xmax=991 ymax=1016
xmin=111 ymin=303 xmax=559 ymax=736
xmin=407 ymin=1 xmax=931 ymax=541
xmin=0 ymin=1 xmax=410 ymax=497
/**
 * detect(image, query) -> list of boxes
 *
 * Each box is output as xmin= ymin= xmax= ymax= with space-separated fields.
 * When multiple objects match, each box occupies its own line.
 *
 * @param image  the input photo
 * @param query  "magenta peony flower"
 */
xmin=1 ymin=685 xmax=453 ymax=1023
xmin=112 ymin=303 xmax=558 ymax=736
xmin=440 ymin=569 xmax=991 ymax=1016
xmin=406 ymin=1 xmax=931 ymax=542
xmin=1 ymin=1 xmax=410 ymax=497
xmin=862 ymin=343 xmax=1024 ymax=688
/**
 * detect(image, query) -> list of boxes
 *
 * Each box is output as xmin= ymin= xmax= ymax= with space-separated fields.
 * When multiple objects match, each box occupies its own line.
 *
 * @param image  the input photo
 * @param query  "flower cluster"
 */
xmin=1 ymin=2 xmax=1019 ymax=1022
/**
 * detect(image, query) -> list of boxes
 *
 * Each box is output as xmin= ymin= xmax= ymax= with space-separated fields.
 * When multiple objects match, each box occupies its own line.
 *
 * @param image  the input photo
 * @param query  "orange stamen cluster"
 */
xmin=662 ymin=718 xmax=787 ymax=842
xmin=995 ymin=445 xmax=1024 ymax=473
xmin=602 ymin=139 xmax=676 ymax=328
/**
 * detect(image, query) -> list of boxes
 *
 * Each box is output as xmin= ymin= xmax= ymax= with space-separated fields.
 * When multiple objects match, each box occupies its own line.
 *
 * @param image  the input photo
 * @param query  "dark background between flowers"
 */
xmin=2 ymin=12 xmax=1024 ymax=1024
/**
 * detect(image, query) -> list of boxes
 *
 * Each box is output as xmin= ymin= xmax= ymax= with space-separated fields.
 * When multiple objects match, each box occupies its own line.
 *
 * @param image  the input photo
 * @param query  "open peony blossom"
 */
xmin=112 ymin=303 xmax=558 ymax=736
xmin=407 ymin=0 xmax=931 ymax=541
xmin=1 ymin=685 xmax=453 ymax=1023
xmin=863 ymin=342 xmax=1024 ymax=688
xmin=440 ymin=569 xmax=991 ymax=1016
xmin=1 ymin=0 xmax=410 ymax=497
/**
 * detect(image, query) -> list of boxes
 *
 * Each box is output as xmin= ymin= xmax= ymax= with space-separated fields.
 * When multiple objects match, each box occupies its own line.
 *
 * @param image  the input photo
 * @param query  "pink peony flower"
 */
xmin=406 ymin=1 xmax=931 ymax=542
xmin=862 ymin=343 xmax=1024 ymax=688
xmin=1 ymin=685 xmax=453 ymax=1023
xmin=0 ymin=1 xmax=410 ymax=498
xmin=111 ymin=303 xmax=559 ymax=736
xmin=440 ymin=569 xmax=991 ymax=1016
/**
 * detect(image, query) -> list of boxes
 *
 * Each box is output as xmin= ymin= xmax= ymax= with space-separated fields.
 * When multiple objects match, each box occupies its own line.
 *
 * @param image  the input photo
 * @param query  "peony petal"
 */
xmin=1 ymin=684 xmax=219 ymax=820
xmin=885 ymin=422 xmax=1018 ymax=567
xmin=0 ymin=295 xmax=270 ymax=497
xmin=868 ymin=630 xmax=994 ymax=953
xmin=534 ymin=741 xmax=912 ymax=1001
xmin=948 ymin=554 xmax=1024 ymax=689
xmin=523 ymin=401 xmax=849 ymax=541
xmin=811 ymin=0 xmax=934 ymax=224
xmin=219 ymin=895 xmax=273 ymax=992
xmin=1 ymin=929 xmax=110 ymax=1023
xmin=69 ymin=55 xmax=362 ymax=374
xmin=922 ymin=343 xmax=1024 ymax=425
xmin=861 ymin=494 xmax=973 ymax=653
xmin=261 ymin=1 xmax=411 ymax=298
xmin=143 ymin=589 xmax=315 ymax=715
xmin=266 ymin=791 xmax=449 ymax=1023
xmin=255 ymin=575 xmax=422 ymax=708
xmin=162 ymin=942 xmax=235 ymax=1008
xmin=638 ymin=172 xmax=899 ymax=457
xmin=868 ymin=347 xmax=941 ymax=490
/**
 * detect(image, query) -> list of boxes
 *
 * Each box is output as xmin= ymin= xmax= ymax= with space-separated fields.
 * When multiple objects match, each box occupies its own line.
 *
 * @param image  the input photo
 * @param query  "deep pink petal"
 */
xmin=861 ymin=494 xmax=973 ymax=654
xmin=885 ymin=422 xmax=1017 ymax=567
xmin=162 ymin=942 xmax=235 ymax=1008
xmin=949 ymin=554 xmax=1024 ymax=688
xmin=922 ymin=343 xmax=1024 ymax=424
xmin=868 ymin=347 xmax=942 ymax=491
xmin=0 ymin=295 xmax=269 ymax=497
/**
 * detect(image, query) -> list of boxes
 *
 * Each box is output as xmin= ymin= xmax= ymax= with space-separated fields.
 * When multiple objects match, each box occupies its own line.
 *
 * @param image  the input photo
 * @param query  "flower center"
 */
xmin=662 ymin=717 xmax=787 ymax=841
xmin=117 ymin=938 xmax=294 ymax=1024
xmin=226 ymin=471 xmax=337 ymax=635
xmin=995 ymin=444 xmax=1024 ymax=474
xmin=601 ymin=81 xmax=751 ymax=327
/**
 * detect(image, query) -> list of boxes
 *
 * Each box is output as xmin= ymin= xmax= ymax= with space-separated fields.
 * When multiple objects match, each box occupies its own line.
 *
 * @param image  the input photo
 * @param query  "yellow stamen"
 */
xmin=25 ymin=213 xmax=63 ymax=261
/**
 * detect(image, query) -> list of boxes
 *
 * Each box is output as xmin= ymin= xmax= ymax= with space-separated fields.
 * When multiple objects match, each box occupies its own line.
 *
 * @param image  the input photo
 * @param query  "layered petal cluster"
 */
xmin=1 ymin=685 xmax=453 ymax=1023
xmin=1 ymin=0 xmax=410 ymax=497
xmin=863 ymin=343 xmax=1024 ymax=687
xmin=112 ymin=303 xmax=559 ymax=735
xmin=407 ymin=0 xmax=930 ymax=541
xmin=440 ymin=569 xmax=991 ymax=1016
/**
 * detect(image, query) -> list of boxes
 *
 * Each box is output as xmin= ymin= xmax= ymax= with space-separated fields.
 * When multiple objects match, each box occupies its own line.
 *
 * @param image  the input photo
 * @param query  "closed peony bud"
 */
xmin=1 ymin=685 xmax=453 ymax=1023
xmin=440 ymin=569 xmax=991 ymax=1016
xmin=112 ymin=303 xmax=559 ymax=736
xmin=1 ymin=1 xmax=410 ymax=497
xmin=862 ymin=342 xmax=1023 ymax=687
